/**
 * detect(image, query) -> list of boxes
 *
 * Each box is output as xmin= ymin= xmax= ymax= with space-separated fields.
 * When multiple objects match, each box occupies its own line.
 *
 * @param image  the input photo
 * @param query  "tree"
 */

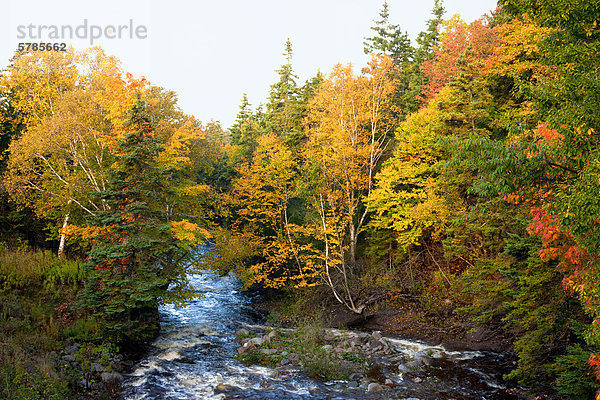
xmin=368 ymin=91 xmax=451 ymax=275
xmin=0 ymin=70 xmax=46 ymax=246
xmin=265 ymin=39 xmax=304 ymax=148
xmin=415 ymin=0 xmax=446 ymax=63
xmin=79 ymin=97 xmax=199 ymax=344
xmin=364 ymin=1 xmax=414 ymax=120
xmin=402 ymin=0 xmax=446 ymax=113
xmin=364 ymin=1 xmax=413 ymax=66
xmin=3 ymin=49 xmax=206 ymax=257
xmin=421 ymin=16 xmax=498 ymax=102
xmin=217 ymin=133 xmax=319 ymax=288
xmin=230 ymin=94 xmax=263 ymax=162
xmin=304 ymin=55 xmax=398 ymax=313
xmin=2 ymin=49 xmax=135 ymax=256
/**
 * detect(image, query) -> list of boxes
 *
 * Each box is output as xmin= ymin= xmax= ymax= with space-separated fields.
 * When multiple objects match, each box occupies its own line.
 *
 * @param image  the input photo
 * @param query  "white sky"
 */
xmin=2 ymin=0 xmax=498 ymax=128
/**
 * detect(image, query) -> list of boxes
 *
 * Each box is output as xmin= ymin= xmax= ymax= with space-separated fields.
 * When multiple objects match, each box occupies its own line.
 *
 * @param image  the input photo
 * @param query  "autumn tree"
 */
xmin=485 ymin=1 xmax=600 ymax=395
xmin=3 ymin=48 xmax=207 ymax=257
xmin=1 ymin=49 xmax=139 ymax=256
xmin=223 ymin=134 xmax=320 ymax=288
xmin=0 ymin=68 xmax=44 ymax=246
xmin=367 ymin=91 xmax=452 ymax=286
xmin=304 ymin=55 xmax=398 ymax=313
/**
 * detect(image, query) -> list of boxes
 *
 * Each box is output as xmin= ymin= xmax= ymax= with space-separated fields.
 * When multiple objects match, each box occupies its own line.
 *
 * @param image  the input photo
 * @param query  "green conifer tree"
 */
xmin=230 ymin=93 xmax=263 ymax=162
xmin=363 ymin=1 xmax=413 ymax=65
xmin=265 ymin=39 xmax=304 ymax=148
xmin=80 ymin=96 xmax=183 ymax=345
xmin=404 ymin=0 xmax=446 ymax=113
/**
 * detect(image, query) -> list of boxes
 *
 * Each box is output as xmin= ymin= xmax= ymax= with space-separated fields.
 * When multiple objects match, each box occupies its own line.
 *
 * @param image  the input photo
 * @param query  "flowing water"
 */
xmin=122 ymin=270 xmax=519 ymax=400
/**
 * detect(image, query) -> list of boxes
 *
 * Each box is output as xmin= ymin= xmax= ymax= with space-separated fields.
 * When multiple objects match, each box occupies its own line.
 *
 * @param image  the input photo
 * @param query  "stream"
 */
xmin=122 ymin=269 xmax=519 ymax=399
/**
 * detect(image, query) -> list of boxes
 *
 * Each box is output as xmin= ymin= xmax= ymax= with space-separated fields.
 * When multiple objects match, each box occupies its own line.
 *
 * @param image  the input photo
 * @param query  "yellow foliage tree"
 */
xmin=368 ymin=88 xmax=455 ymax=257
xmin=223 ymin=133 xmax=319 ymax=288
xmin=304 ymin=54 xmax=398 ymax=313
xmin=3 ymin=48 xmax=209 ymax=256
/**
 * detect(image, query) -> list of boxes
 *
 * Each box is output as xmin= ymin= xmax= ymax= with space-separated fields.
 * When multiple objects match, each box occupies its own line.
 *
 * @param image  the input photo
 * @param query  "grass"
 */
xmin=0 ymin=245 xmax=113 ymax=399
xmin=0 ymin=244 xmax=84 ymax=288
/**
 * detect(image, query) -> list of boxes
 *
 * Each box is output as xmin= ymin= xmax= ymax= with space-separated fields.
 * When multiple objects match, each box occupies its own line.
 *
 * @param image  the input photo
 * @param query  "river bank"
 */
xmin=254 ymin=288 xmax=515 ymax=354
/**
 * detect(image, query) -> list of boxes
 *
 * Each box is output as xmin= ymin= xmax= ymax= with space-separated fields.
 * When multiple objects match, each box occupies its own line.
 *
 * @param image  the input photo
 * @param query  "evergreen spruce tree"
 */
xmin=265 ymin=39 xmax=304 ymax=149
xmin=80 ymin=96 xmax=180 ymax=345
xmin=230 ymin=94 xmax=263 ymax=162
xmin=404 ymin=0 xmax=446 ymax=112
xmin=363 ymin=1 xmax=413 ymax=66
xmin=364 ymin=1 xmax=414 ymax=121
xmin=415 ymin=0 xmax=445 ymax=63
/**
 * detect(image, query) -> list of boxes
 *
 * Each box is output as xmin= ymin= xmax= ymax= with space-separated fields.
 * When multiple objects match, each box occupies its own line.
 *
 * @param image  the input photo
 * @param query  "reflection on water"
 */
xmin=122 ymin=269 xmax=518 ymax=400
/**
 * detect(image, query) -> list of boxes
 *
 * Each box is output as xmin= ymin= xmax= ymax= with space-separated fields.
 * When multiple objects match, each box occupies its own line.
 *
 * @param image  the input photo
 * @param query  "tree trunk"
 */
xmin=57 ymin=210 xmax=70 ymax=258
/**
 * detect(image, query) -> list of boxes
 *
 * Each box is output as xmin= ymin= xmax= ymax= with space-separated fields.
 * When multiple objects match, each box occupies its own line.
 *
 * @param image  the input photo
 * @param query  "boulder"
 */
xmin=65 ymin=343 xmax=78 ymax=354
xmin=351 ymin=336 xmax=363 ymax=346
xmin=237 ymin=343 xmax=256 ymax=355
xmin=367 ymin=382 xmax=383 ymax=392
xmin=78 ymin=379 xmax=90 ymax=388
xmin=236 ymin=328 xmax=250 ymax=337
xmin=262 ymin=331 xmax=276 ymax=344
xmin=246 ymin=337 xmax=264 ymax=347
xmin=101 ymin=371 xmax=123 ymax=383
xmin=349 ymin=372 xmax=363 ymax=381
xmin=259 ymin=348 xmax=278 ymax=355
xmin=62 ymin=355 xmax=76 ymax=362
xmin=369 ymin=339 xmax=384 ymax=350
xmin=215 ymin=383 xmax=233 ymax=391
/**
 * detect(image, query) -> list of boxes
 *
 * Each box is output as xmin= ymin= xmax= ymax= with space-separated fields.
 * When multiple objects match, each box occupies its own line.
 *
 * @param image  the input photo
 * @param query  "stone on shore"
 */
xmin=367 ymin=382 xmax=383 ymax=392
xmin=236 ymin=328 xmax=250 ymax=337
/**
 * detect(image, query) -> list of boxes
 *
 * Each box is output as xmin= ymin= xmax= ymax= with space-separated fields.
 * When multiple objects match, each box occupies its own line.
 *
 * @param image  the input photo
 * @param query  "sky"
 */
xmin=1 ymin=0 xmax=498 ymax=128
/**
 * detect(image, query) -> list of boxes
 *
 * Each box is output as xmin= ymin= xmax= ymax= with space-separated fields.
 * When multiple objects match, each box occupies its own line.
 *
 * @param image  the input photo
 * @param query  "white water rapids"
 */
xmin=121 ymin=270 xmax=518 ymax=399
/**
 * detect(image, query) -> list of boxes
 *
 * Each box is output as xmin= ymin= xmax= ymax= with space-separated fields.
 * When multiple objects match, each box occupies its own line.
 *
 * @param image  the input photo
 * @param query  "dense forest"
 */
xmin=1 ymin=0 xmax=599 ymax=398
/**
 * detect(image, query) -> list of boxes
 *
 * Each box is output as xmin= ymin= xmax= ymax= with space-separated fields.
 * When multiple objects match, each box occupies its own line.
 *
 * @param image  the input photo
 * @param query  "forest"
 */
xmin=0 ymin=0 xmax=599 ymax=398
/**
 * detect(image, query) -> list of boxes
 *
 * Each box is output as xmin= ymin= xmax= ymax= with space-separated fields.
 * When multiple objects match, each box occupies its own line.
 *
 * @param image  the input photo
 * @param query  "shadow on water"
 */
xmin=122 ymin=255 xmax=519 ymax=399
